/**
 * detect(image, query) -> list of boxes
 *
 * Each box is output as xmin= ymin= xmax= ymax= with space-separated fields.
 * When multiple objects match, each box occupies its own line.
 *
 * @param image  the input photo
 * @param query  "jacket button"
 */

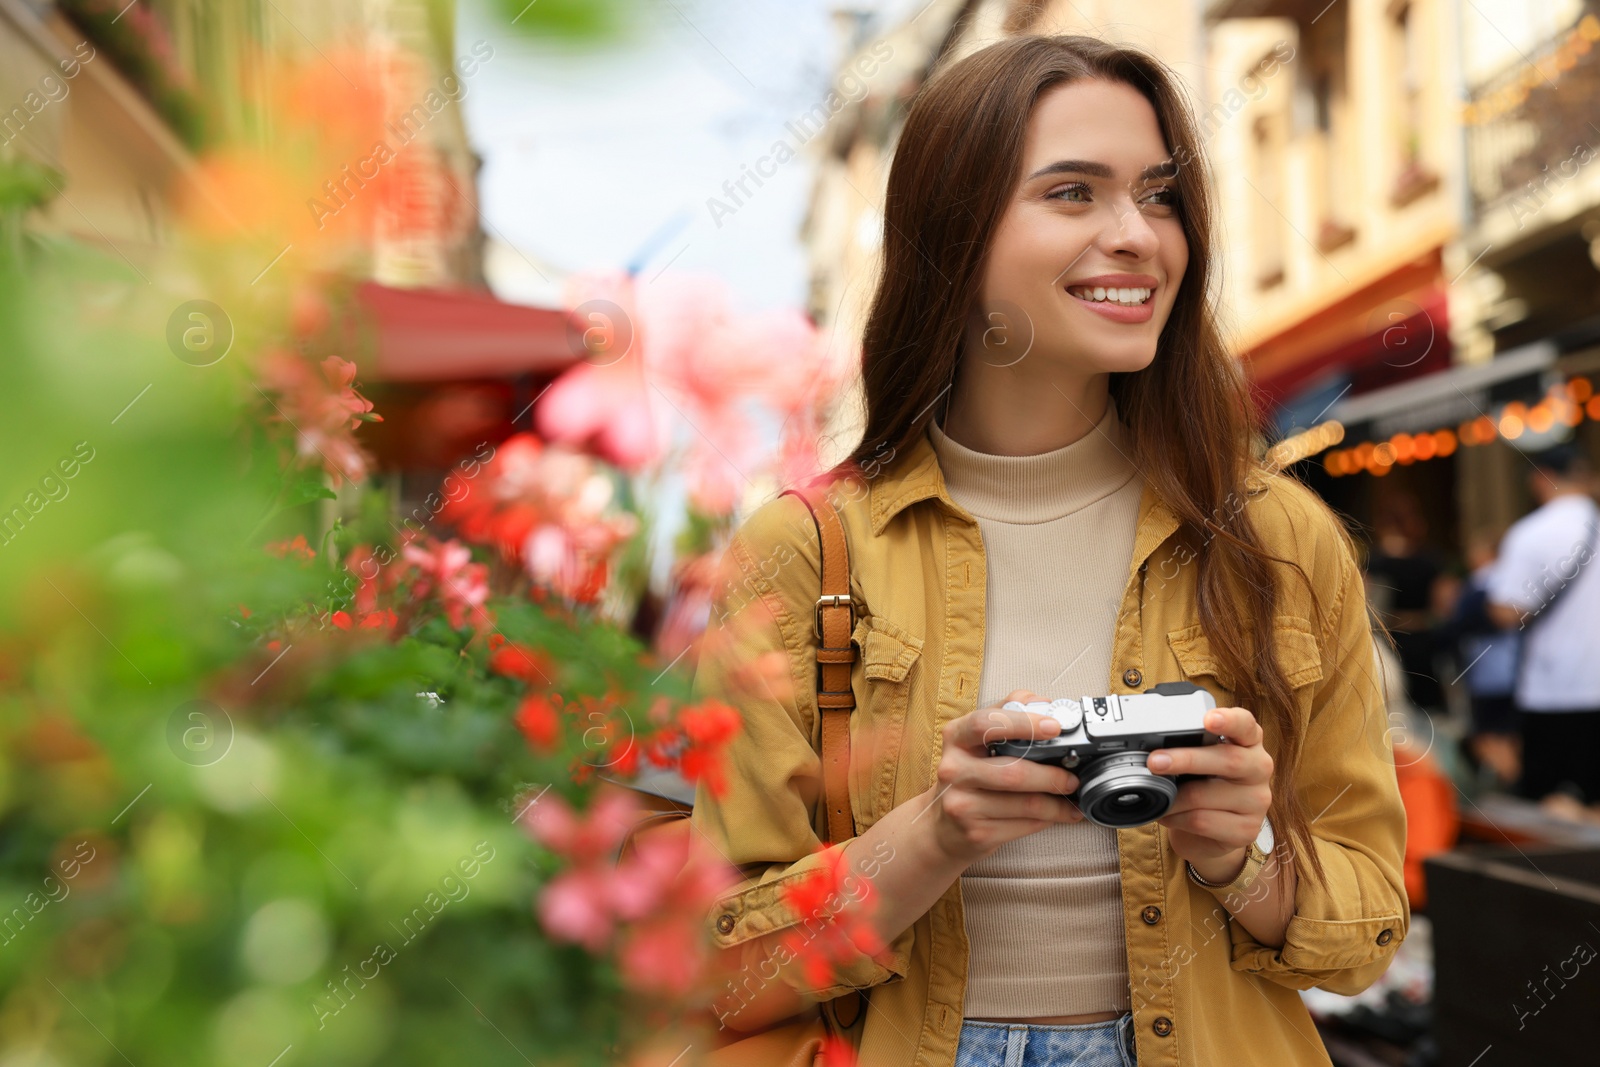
xmin=1376 ymin=928 xmax=1394 ymax=946
xmin=1122 ymin=668 xmax=1143 ymax=688
xmin=1152 ymin=1016 xmax=1174 ymax=1037
xmin=1142 ymin=905 xmax=1162 ymax=925
xmin=716 ymin=914 xmax=736 ymax=935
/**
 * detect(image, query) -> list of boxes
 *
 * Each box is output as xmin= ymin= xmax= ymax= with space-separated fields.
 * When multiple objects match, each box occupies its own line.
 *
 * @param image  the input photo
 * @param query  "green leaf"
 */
xmin=283 ymin=471 xmax=338 ymax=508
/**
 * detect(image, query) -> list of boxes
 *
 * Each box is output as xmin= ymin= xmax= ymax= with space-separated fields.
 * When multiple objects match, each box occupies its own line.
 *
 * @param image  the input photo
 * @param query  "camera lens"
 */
xmin=1076 ymin=751 xmax=1178 ymax=828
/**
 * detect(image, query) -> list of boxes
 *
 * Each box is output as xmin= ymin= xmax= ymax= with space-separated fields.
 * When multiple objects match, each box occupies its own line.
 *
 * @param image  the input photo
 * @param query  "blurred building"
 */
xmin=1438 ymin=0 xmax=1600 ymax=540
xmin=0 ymin=0 xmax=582 ymax=479
xmin=1215 ymin=0 xmax=1600 ymax=556
xmin=1175 ymin=0 xmax=1469 ymax=558
xmin=0 ymin=0 xmax=486 ymax=285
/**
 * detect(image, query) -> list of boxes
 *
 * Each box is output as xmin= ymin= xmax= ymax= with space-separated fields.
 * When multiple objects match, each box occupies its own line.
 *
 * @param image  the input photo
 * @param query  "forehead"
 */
xmin=1021 ymin=78 xmax=1171 ymax=174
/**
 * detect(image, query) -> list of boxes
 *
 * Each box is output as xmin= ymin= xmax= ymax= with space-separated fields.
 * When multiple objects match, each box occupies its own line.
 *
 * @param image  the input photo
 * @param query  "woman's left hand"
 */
xmin=1149 ymin=705 xmax=1273 ymax=884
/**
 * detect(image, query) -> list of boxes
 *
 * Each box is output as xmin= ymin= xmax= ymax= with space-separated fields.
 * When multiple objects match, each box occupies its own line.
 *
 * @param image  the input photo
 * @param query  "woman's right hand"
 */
xmin=930 ymin=689 xmax=1084 ymax=865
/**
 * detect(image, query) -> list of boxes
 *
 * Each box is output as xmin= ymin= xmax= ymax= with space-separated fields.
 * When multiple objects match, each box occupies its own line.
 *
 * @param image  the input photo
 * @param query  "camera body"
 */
xmin=986 ymin=681 xmax=1221 ymax=828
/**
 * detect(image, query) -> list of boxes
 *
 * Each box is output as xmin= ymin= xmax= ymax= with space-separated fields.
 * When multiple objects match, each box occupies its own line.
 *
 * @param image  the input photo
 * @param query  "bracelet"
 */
xmin=1186 ymin=845 xmax=1261 ymax=891
xmin=1186 ymin=818 xmax=1274 ymax=897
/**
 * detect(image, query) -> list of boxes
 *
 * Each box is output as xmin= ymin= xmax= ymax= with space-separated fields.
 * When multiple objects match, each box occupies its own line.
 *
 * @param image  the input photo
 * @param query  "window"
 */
xmin=1252 ymin=115 xmax=1286 ymax=290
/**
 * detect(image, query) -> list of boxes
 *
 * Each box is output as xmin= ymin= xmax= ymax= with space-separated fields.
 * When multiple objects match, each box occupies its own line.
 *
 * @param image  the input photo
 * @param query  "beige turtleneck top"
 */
xmin=927 ymin=398 xmax=1143 ymax=1019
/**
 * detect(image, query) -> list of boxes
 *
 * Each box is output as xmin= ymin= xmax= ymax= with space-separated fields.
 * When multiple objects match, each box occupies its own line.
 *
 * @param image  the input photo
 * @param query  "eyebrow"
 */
xmin=1024 ymin=159 xmax=1178 ymax=182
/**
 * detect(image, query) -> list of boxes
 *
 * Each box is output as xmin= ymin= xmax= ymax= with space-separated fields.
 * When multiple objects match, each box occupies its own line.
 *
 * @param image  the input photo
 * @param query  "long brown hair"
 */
xmin=842 ymin=34 xmax=1329 ymax=882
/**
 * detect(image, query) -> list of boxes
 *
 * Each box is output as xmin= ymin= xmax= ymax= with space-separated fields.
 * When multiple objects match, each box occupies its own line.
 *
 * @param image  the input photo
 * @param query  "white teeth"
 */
xmin=1069 ymin=285 xmax=1152 ymax=306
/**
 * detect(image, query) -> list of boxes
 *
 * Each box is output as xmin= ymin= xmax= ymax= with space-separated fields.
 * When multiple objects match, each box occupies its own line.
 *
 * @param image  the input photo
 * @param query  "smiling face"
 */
xmin=972 ymin=77 xmax=1189 ymax=377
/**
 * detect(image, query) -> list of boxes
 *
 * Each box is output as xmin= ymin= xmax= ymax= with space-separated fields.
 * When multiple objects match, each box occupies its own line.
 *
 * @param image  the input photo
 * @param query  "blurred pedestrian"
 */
xmin=1364 ymin=492 xmax=1446 ymax=714
xmin=1485 ymin=444 xmax=1600 ymax=803
xmin=1436 ymin=531 xmax=1521 ymax=787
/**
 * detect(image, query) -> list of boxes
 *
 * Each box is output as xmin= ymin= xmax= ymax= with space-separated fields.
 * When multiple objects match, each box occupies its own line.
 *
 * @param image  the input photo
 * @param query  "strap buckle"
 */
xmin=814 ymin=593 xmax=855 ymax=641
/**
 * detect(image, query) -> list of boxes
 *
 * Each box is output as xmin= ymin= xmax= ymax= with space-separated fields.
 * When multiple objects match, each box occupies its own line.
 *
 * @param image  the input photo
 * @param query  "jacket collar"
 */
xmin=867 ymin=422 xmax=1184 ymax=566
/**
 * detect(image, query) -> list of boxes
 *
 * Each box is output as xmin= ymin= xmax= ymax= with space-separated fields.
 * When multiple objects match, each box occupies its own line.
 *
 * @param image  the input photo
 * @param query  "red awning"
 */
xmin=1241 ymin=251 xmax=1450 ymax=405
xmin=354 ymin=281 xmax=582 ymax=382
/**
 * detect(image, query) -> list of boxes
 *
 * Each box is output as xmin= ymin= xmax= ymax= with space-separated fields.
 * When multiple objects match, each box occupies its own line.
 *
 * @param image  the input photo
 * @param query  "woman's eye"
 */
xmin=1047 ymin=182 xmax=1092 ymax=203
xmin=1142 ymin=186 xmax=1179 ymax=209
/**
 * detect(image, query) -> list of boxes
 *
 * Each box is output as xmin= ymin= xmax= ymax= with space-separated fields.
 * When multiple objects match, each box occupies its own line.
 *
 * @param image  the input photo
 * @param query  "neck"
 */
xmin=940 ymin=367 xmax=1110 ymax=457
xmin=928 ymin=395 xmax=1136 ymax=523
xmin=1537 ymin=483 xmax=1584 ymax=505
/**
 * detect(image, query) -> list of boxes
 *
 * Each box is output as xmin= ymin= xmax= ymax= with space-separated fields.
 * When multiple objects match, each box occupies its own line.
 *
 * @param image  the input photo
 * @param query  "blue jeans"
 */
xmin=955 ymin=1014 xmax=1137 ymax=1067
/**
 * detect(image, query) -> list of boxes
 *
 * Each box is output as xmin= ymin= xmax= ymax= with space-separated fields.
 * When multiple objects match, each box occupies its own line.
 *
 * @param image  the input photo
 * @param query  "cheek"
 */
xmin=1161 ymin=222 xmax=1189 ymax=289
xmin=989 ymin=208 xmax=1090 ymax=297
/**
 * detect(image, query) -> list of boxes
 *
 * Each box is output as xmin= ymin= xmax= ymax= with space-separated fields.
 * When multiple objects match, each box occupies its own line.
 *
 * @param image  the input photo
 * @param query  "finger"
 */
xmin=964 ymin=791 xmax=1082 ymax=823
xmin=937 ymin=746 xmax=1077 ymax=794
xmin=948 ymin=704 xmax=1060 ymax=751
xmin=966 ymin=756 xmax=1080 ymax=796
xmin=1162 ymin=778 xmax=1271 ymax=818
xmin=1205 ymin=706 xmax=1263 ymax=747
xmin=1146 ymin=743 xmax=1271 ymax=783
xmin=1158 ymin=807 xmax=1262 ymax=843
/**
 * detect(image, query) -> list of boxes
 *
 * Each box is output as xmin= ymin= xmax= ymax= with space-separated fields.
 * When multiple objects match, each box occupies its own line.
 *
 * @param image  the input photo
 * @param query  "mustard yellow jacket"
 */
xmin=690 ymin=423 xmax=1409 ymax=1067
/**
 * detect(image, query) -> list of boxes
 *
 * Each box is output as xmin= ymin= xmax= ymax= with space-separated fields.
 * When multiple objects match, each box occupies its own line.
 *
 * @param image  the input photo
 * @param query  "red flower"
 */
xmin=331 ymin=611 xmax=354 ymax=630
xmin=359 ymin=610 xmax=397 ymax=629
xmin=674 ymin=699 xmax=741 ymax=797
xmin=680 ymin=700 xmax=740 ymax=747
xmin=515 ymin=695 xmax=560 ymax=750
xmin=265 ymin=534 xmax=315 ymax=560
xmin=640 ymin=724 xmax=683 ymax=769
xmin=776 ymin=849 xmax=889 ymax=994
xmin=489 ymin=642 xmax=554 ymax=685
xmin=819 ymin=1036 xmax=859 ymax=1067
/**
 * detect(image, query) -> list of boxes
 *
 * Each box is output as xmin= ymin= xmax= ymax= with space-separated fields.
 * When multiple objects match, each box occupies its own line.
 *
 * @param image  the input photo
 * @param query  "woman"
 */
xmin=690 ymin=34 xmax=1407 ymax=1067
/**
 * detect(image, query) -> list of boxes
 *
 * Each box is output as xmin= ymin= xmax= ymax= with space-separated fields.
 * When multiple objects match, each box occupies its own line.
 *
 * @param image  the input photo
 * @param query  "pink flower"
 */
xmin=618 ymin=918 xmax=703 ymax=997
xmin=401 ymin=536 xmax=490 ymax=629
xmin=439 ymin=433 xmax=638 ymax=605
xmin=653 ymin=552 xmax=718 ymax=662
xmin=258 ymin=351 xmax=380 ymax=489
xmin=607 ymin=831 xmax=683 ymax=921
xmin=521 ymin=787 xmax=638 ymax=865
xmin=537 ymin=271 xmax=669 ymax=470
xmin=539 ymin=868 xmax=614 ymax=952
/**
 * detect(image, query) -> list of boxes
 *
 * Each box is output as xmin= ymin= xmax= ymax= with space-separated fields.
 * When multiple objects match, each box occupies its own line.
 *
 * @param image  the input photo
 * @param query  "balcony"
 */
xmin=1464 ymin=12 xmax=1600 ymax=220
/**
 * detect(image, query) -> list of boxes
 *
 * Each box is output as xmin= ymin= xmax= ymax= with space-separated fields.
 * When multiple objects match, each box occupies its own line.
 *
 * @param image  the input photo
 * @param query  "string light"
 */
xmin=1322 ymin=376 xmax=1594 ymax=476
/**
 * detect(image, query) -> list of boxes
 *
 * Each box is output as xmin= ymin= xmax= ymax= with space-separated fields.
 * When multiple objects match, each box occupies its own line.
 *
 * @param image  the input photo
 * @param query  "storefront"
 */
xmin=350 ymin=281 xmax=583 ymax=477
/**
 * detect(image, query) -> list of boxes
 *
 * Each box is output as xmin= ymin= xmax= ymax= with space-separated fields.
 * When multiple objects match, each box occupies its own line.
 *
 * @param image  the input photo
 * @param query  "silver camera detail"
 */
xmin=986 ymin=681 xmax=1221 ymax=828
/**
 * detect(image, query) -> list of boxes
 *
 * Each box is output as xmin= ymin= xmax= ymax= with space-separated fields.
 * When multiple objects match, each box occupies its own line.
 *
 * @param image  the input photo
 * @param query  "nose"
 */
xmin=1101 ymin=197 xmax=1160 ymax=261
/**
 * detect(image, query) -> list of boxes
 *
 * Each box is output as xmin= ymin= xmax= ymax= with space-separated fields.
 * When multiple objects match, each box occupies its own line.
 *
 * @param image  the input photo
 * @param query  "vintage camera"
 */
xmin=986 ymin=681 xmax=1221 ymax=828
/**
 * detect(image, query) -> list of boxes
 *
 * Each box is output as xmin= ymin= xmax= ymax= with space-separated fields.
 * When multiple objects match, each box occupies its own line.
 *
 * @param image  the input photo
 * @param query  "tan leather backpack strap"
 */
xmin=781 ymin=486 xmax=858 ymax=847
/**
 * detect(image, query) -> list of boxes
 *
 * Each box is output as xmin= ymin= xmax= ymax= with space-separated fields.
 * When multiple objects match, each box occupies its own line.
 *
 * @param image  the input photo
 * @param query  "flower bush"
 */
xmin=0 ymin=20 xmax=874 ymax=1067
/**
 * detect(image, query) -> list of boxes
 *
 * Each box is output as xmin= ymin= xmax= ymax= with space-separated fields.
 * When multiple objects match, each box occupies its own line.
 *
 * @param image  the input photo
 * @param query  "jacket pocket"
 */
xmin=848 ymin=614 xmax=923 ymax=830
xmin=1166 ymin=615 xmax=1323 ymax=708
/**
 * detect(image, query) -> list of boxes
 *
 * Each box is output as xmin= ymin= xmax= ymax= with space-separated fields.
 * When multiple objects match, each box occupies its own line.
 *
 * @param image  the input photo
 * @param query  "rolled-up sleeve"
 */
xmin=1229 ymin=527 xmax=1411 ymax=993
xmin=689 ymin=497 xmax=910 ymax=1001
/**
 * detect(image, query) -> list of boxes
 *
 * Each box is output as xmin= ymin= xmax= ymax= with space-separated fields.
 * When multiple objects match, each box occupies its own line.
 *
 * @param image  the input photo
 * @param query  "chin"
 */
xmin=1097 ymin=346 xmax=1161 ymax=375
xmin=1038 ymin=336 xmax=1160 ymax=377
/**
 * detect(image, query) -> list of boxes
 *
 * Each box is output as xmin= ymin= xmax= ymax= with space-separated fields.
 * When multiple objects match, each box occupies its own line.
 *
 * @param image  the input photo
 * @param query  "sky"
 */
xmin=452 ymin=0 xmax=928 ymax=590
xmin=456 ymin=0 xmax=921 ymax=314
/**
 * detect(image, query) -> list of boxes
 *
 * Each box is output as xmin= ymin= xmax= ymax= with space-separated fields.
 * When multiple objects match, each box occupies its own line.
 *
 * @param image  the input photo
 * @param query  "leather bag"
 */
xmin=617 ymin=485 xmax=865 ymax=1065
